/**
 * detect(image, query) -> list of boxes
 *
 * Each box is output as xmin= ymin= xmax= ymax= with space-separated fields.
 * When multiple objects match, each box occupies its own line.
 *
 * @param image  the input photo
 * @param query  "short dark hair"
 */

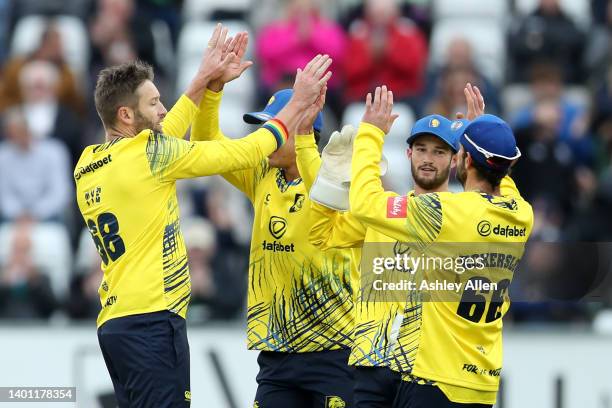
xmin=94 ymin=60 xmax=154 ymax=128
xmin=465 ymin=151 xmax=509 ymax=188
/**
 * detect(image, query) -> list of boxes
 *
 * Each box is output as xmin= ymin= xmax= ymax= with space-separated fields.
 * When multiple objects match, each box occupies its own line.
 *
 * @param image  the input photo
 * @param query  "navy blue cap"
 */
xmin=243 ymin=89 xmax=324 ymax=132
xmin=459 ymin=114 xmax=521 ymax=171
xmin=406 ymin=114 xmax=459 ymax=153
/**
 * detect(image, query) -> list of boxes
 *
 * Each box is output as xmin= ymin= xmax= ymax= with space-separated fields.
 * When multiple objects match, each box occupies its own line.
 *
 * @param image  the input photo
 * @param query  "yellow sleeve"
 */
xmin=191 ymin=88 xmax=224 ymax=142
xmin=294 ymin=133 xmax=321 ymax=191
xmin=190 ymin=88 xmax=267 ymax=201
xmin=349 ymin=122 xmax=442 ymax=243
xmin=143 ymin=128 xmax=279 ymax=183
xmin=309 ymin=202 xmax=367 ymax=249
xmin=160 ymin=94 xmax=199 ymax=139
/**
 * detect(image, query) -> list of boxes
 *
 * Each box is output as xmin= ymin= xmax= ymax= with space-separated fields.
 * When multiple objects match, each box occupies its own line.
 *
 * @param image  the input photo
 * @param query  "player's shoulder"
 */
xmin=75 ymin=144 xmax=96 ymax=169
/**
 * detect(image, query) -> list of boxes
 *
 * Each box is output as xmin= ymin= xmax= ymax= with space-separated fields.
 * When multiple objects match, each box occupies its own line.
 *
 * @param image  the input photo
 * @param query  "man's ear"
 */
xmin=116 ymin=106 xmax=134 ymax=126
xmin=450 ymin=153 xmax=457 ymax=169
xmin=465 ymin=152 xmax=473 ymax=169
xmin=406 ymin=147 xmax=412 ymax=160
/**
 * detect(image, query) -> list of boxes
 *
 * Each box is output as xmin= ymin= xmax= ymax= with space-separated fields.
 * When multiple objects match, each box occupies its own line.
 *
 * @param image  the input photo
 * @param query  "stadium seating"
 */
xmin=429 ymin=19 xmax=507 ymax=85
xmin=10 ymin=15 xmax=89 ymax=78
xmin=432 ymin=0 xmax=509 ymax=21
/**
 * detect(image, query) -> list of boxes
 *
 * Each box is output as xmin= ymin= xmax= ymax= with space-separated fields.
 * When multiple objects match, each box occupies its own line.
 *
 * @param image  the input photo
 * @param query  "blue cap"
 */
xmin=243 ymin=89 xmax=324 ymax=132
xmin=459 ymin=114 xmax=521 ymax=171
xmin=406 ymin=114 xmax=459 ymax=153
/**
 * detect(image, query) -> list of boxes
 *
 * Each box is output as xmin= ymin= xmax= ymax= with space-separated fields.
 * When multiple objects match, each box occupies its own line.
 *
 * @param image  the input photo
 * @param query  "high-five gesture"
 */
xmin=362 ymin=85 xmax=399 ymax=134
xmin=208 ymin=31 xmax=254 ymax=92
xmin=185 ymin=23 xmax=236 ymax=103
xmin=292 ymin=54 xmax=333 ymax=109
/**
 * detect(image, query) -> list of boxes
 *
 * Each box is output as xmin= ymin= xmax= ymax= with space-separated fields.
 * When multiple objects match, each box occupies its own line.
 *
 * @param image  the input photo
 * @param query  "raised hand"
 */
xmin=209 ymin=31 xmax=254 ymax=91
xmin=362 ymin=85 xmax=399 ymax=134
xmin=292 ymin=54 xmax=333 ymax=109
xmin=463 ymin=83 xmax=485 ymax=120
xmin=192 ymin=24 xmax=236 ymax=87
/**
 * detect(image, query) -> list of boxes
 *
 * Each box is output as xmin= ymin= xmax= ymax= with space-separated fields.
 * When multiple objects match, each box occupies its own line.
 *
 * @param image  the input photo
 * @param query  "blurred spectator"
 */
xmin=584 ymin=0 xmax=611 ymax=84
xmin=509 ymin=0 xmax=586 ymax=83
xmin=512 ymin=63 xmax=592 ymax=164
xmin=339 ymin=0 xmax=431 ymax=38
xmin=185 ymin=215 xmax=247 ymax=322
xmin=511 ymin=97 xmax=577 ymax=220
xmin=256 ymin=0 xmax=346 ymax=117
xmin=564 ymin=169 xmax=612 ymax=241
xmin=343 ymin=0 xmax=427 ymax=105
xmin=0 ymin=21 xmax=85 ymax=116
xmin=17 ymin=60 xmax=84 ymax=166
xmin=0 ymin=220 xmax=57 ymax=319
xmin=89 ymin=0 xmax=156 ymax=72
xmin=423 ymin=37 xmax=500 ymax=117
xmin=0 ymin=107 xmax=72 ymax=222
xmin=424 ymin=66 xmax=476 ymax=118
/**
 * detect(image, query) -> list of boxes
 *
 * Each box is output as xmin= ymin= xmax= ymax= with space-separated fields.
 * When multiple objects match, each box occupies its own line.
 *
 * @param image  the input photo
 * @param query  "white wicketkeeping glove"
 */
xmin=310 ymin=125 xmax=388 ymax=211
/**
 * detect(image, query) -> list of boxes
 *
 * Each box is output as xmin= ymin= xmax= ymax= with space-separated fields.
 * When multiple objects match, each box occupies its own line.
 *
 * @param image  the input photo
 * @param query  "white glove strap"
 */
xmin=310 ymin=175 xmax=350 ymax=212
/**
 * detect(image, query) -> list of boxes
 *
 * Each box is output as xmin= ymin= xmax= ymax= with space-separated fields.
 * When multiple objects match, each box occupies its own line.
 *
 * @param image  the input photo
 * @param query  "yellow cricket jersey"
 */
xmin=75 ymin=95 xmax=282 ymax=328
xmin=191 ymin=89 xmax=357 ymax=352
xmin=309 ymin=201 xmax=409 ymax=368
xmin=347 ymin=122 xmax=534 ymax=405
xmin=299 ymin=128 xmax=412 ymax=368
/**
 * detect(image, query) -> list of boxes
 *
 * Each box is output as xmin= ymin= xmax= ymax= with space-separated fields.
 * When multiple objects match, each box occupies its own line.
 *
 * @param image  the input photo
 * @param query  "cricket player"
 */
xmin=342 ymin=86 xmax=533 ymax=407
xmin=189 ymin=41 xmax=357 ymax=405
xmin=74 ymin=24 xmax=327 ymax=407
xmin=302 ymin=86 xmax=491 ymax=407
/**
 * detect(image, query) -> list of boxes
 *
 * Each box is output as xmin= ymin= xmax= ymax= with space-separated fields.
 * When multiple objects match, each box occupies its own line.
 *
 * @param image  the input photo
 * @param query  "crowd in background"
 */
xmin=0 ymin=0 xmax=610 ymax=325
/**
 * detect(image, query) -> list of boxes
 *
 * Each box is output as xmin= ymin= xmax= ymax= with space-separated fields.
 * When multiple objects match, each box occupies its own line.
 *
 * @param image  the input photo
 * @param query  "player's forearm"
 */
xmin=309 ymin=203 xmax=366 ymax=249
xmin=161 ymin=95 xmax=199 ymax=139
xmin=350 ymin=123 xmax=405 ymax=240
xmin=192 ymin=126 xmax=284 ymax=177
xmin=192 ymin=88 xmax=225 ymax=142
xmin=183 ymin=75 xmax=211 ymax=107
xmin=275 ymin=100 xmax=311 ymax=135
xmin=295 ymin=133 xmax=321 ymax=191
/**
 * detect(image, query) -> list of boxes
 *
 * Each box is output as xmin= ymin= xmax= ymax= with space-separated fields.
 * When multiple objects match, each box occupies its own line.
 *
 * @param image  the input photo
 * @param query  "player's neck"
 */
xmin=106 ymin=124 xmax=137 ymax=141
xmin=282 ymin=163 xmax=300 ymax=182
xmin=465 ymin=176 xmax=499 ymax=196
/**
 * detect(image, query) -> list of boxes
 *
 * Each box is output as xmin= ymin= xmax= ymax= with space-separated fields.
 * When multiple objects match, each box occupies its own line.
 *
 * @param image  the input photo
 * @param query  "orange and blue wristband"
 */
xmin=263 ymin=119 xmax=289 ymax=149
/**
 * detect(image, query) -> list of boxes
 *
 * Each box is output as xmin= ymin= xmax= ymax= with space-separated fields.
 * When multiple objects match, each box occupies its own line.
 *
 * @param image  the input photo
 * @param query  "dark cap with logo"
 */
xmin=459 ymin=114 xmax=521 ymax=171
xmin=406 ymin=114 xmax=459 ymax=153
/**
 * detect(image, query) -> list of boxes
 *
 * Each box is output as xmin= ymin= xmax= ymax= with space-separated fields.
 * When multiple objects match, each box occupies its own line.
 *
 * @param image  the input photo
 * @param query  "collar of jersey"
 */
xmin=275 ymin=168 xmax=302 ymax=192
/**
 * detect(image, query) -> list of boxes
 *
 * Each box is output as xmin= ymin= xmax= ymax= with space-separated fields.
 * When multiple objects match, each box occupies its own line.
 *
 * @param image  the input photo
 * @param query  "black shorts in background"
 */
xmin=392 ymin=382 xmax=492 ymax=408
xmin=354 ymin=366 xmax=402 ymax=408
xmin=97 ymin=310 xmax=191 ymax=408
xmin=255 ymin=348 xmax=355 ymax=408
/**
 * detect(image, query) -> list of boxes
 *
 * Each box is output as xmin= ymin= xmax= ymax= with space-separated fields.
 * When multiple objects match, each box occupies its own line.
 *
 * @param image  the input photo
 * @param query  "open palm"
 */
xmin=219 ymin=32 xmax=253 ymax=84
